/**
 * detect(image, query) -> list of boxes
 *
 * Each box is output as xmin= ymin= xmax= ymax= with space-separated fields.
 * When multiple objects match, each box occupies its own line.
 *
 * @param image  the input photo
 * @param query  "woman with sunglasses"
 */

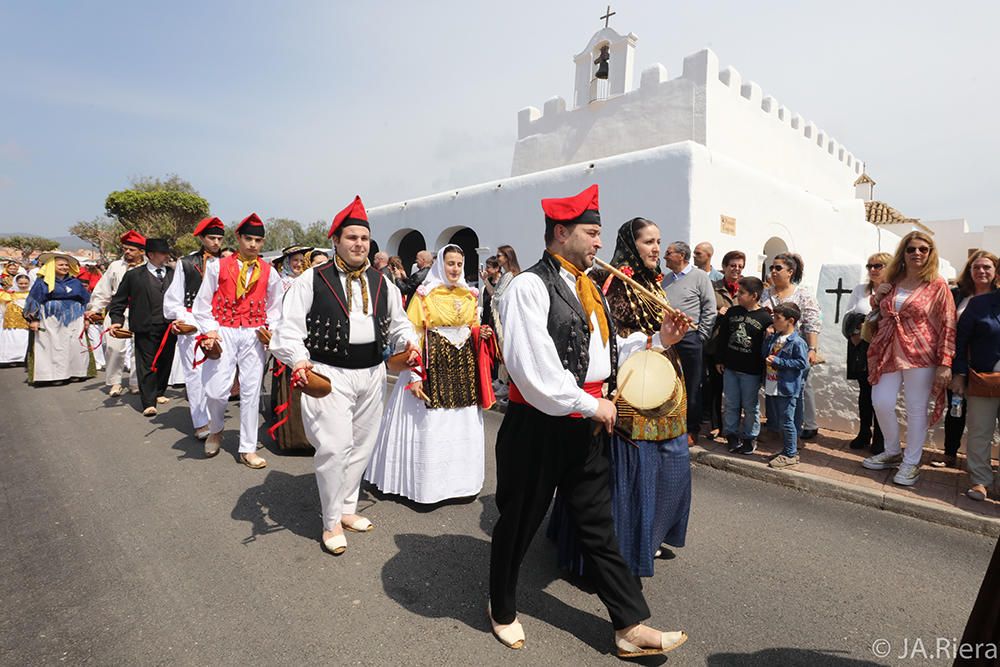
xmin=760 ymin=253 xmax=822 ymax=440
xmin=862 ymin=232 xmax=957 ymax=486
xmin=841 ymin=253 xmax=891 ymax=452
xmin=935 ymin=251 xmax=1000 ymax=469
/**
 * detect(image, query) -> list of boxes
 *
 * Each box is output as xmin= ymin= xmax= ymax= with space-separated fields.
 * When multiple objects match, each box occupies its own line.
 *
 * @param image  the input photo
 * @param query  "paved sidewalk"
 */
xmin=692 ymin=428 xmax=1000 ymax=537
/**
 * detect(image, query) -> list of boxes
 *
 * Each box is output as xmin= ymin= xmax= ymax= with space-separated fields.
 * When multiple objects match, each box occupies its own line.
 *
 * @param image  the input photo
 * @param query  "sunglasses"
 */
xmin=905 ymin=246 xmax=930 ymax=254
xmin=769 ymin=265 xmax=787 ymax=272
xmin=865 ymin=263 xmax=884 ymax=270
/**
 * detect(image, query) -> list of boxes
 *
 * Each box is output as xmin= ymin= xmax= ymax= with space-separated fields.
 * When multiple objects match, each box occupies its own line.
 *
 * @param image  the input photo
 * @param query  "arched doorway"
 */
xmin=762 ymin=236 xmax=789 ymax=280
xmin=396 ymin=230 xmax=426 ymax=274
xmin=438 ymin=226 xmax=480 ymax=283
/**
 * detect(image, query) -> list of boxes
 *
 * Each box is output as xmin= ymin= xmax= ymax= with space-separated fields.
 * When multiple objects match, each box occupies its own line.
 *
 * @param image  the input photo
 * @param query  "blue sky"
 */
xmin=1 ymin=0 xmax=996 ymax=237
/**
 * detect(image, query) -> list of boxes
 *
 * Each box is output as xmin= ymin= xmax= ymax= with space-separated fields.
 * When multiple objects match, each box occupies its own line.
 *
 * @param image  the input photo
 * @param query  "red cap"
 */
xmin=120 ymin=229 xmax=147 ymax=249
xmin=192 ymin=216 xmax=225 ymax=237
xmin=236 ymin=213 xmax=265 ymax=237
xmin=540 ymin=184 xmax=601 ymax=225
xmin=328 ymin=195 xmax=369 ymax=237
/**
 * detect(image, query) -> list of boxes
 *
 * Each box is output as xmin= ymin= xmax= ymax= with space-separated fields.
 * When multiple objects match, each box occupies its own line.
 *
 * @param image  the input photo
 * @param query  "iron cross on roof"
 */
xmin=600 ymin=5 xmax=616 ymax=27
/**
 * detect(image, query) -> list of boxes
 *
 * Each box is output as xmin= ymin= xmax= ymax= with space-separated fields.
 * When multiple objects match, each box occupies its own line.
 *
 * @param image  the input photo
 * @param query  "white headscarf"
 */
xmin=418 ymin=244 xmax=469 ymax=294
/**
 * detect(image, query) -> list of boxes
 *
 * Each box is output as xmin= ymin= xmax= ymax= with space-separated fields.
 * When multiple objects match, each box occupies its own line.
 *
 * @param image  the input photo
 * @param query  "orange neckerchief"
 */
xmin=551 ymin=252 xmax=610 ymax=345
xmin=236 ymin=255 xmax=260 ymax=299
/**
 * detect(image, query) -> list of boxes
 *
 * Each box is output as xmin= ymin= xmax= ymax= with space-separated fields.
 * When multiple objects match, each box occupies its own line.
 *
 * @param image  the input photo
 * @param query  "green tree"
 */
xmin=261 ymin=218 xmax=304 ymax=252
xmin=0 ymin=234 xmax=60 ymax=262
xmin=301 ymin=219 xmax=331 ymax=249
xmin=69 ymin=216 xmax=120 ymax=260
xmin=105 ymin=174 xmax=210 ymax=248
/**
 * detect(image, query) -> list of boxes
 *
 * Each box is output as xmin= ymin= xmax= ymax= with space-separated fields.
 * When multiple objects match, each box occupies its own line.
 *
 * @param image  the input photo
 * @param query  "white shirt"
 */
xmin=163 ymin=254 xmax=218 ymax=325
xmin=269 ymin=266 xmax=417 ymax=367
xmin=844 ymin=284 xmax=873 ymax=317
xmin=87 ymin=257 xmax=144 ymax=313
xmin=191 ymin=258 xmax=284 ymax=333
xmin=146 ymin=263 xmax=167 ymax=280
xmin=497 ymin=268 xmax=612 ymax=418
xmin=893 ymin=288 xmax=912 ymax=312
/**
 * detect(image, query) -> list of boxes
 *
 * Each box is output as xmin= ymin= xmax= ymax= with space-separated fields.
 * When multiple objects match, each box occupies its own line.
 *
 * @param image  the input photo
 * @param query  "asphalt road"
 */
xmin=0 ymin=366 xmax=995 ymax=666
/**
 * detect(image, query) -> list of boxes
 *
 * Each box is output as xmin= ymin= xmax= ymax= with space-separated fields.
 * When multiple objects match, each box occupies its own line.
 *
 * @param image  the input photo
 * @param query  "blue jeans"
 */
xmin=722 ymin=369 xmax=762 ymax=439
xmin=770 ymin=395 xmax=799 ymax=457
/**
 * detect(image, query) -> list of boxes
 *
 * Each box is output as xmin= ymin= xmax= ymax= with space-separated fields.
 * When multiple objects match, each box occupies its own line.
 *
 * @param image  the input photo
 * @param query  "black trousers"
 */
xmin=856 ymin=377 xmax=883 ymax=444
xmin=134 ymin=326 xmax=175 ymax=409
xmin=705 ymin=357 xmax=723 ymax=431
xmin=944 ymin=389 xmax=967 ymax=457
xmin=674 ymin=331 xmax=704 ymax=435
xmin=489 ymin=403 xmax=650 ymax=630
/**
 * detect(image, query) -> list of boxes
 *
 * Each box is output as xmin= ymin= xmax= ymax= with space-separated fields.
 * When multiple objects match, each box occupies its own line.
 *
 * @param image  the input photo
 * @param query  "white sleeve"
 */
xmin=498 ymin=273 xmax=599 ymax=418
xmin=163 ymin=261 xmax=189 ymax=323
xmin=385 ymin=279 xmax=418 ymax=352
xmin=87 ymin=264 xmax=116 ymax=312
xmin=192 ymin=261 xmax=220 ymax=333
xmin=265 ymin=269 xmax=284 ymax=328
xmin=270 ymin=269 xmax=313 ymax=366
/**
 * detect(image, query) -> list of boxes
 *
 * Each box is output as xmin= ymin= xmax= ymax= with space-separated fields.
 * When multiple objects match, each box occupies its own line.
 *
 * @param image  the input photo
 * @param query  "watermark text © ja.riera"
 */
xmin=870 ymin=637 xmax=998 ymax=660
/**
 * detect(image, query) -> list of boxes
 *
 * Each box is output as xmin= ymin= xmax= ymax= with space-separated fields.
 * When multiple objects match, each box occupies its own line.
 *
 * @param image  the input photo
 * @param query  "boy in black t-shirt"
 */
xmin=714 ymin=277 xmax=773 ymax=454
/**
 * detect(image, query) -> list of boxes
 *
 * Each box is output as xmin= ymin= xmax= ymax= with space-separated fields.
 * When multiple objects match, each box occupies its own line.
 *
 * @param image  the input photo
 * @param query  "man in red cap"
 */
xmin=271 ymin=196 xmax=419 ymax=555
xmin=488 ymin=185 xmax=687 ymax=657
xmin=163 ymin=216 xmax=225 ymax=439
xmin=86 ymin=229 xmax=146 ymax=396
xmin=192 ymin=214 xmax=283 ymax=469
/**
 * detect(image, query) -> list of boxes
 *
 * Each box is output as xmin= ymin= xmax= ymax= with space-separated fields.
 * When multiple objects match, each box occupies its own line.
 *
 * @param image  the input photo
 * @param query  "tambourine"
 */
xmin=109 ymin=327 xmax=134 ymax=339
xmin=293 ymin=369 xmax=331 ymax=398
xmin=172 ymin=321 xmax=197 ymax=335
xmin=256 ymin=328 xmax=272 ymax=345
xmin=616 ymin=348 xmax=681 ymax=411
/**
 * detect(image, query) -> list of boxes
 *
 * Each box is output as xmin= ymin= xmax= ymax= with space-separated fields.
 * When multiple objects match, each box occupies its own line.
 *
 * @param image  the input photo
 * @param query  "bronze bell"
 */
xmin=594 ymin=44 xmax=610 ymax=80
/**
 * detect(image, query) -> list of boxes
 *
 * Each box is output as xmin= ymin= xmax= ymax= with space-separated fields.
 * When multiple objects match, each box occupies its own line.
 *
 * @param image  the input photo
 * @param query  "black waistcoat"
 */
xmin=524 ymin=253 xmax=618 ymax=392
xmin=307 ymin=264 xmax=391 ymax=368
xmin=180 ymin=252 xmax=209 ymax=310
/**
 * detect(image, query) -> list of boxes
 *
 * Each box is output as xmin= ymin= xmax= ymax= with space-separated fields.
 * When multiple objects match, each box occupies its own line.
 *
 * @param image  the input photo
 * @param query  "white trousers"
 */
xmin=87 ymin=324 xmax=106 ymax=367
xmin=301 ymin=362 xmax=386 ymax=531
xmin=175 ymin=333 xmax=209 ymax=430
xmin=104 ymin=315 xmax=136 ymax=386
xmin=201 ymin=327 xmax=266 ymax=453
xmin=872 ymin=366 xmax=936 ymax=466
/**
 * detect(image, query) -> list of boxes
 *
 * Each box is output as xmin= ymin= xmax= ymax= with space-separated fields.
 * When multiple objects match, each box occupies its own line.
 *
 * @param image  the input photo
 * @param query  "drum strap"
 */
xmin=508 ymin=381 xmax=604 ymax=418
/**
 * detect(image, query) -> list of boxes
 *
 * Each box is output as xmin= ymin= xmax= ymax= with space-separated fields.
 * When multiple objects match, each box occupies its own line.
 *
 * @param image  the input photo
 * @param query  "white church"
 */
xmin=366 ymin=21 xmax=979 ymax=436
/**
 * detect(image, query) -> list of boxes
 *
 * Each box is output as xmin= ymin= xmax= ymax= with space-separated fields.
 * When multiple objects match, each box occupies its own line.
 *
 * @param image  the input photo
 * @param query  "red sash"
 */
xmin=508 ymin=380 xmax=604 ymax=418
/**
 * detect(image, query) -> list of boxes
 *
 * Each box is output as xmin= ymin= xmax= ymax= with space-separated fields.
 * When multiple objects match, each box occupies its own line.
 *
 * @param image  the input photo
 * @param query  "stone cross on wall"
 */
xmin=824 ymin=277 xmax=852 ymax=324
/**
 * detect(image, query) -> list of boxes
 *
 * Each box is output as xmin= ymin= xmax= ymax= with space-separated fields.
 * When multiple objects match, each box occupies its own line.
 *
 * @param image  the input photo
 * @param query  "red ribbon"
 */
xmin=150 ymin=325 xmax=174 ymax=373
xmin=268 ymin=399 xmax=290 ymax=441
xmin=272 ymin=359 xmax=287 ymax=377
xmin=404 ymin=350 xmax=427 ymax=390
xmin=192 ymin=334 xmax=215 ymax=368
xmin=79 ymin=325 xmax=109 ymax=350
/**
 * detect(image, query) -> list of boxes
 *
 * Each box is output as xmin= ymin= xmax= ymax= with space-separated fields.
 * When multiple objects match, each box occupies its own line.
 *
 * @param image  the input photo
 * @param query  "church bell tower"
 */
xmin=573 ymin=7 xmax=638 ymax=108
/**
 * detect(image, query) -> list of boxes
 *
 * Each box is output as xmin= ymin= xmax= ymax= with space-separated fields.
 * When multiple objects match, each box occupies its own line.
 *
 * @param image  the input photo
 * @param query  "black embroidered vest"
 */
xmin=307 ymin=264 xmax=391 ymax=369
xmin=180 ymin=252 xmax=210 ymax=310
xmin=524 ymin=253 xmax=618 ymax=392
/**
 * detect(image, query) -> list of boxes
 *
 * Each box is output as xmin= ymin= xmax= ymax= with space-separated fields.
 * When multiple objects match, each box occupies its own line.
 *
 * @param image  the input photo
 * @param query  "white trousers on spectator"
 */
xmin=175 ymin=333 xmax=209 ymax=431
xmin=202 ymin=327 xmax=266 ymax=453
xmin=965 ymin=396 xmax=1000 ymax=488
xmin=300 ymin=361 xmax=386 ymax=532
xmin=802 ymin=374 xmax=818 ymax=431
xmin=871 ymin=366 xmax=936 ymax=466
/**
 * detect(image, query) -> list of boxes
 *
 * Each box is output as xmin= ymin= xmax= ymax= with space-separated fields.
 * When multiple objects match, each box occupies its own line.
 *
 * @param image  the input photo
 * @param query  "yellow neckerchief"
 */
xmin=407 ymin=285 xmax=477 ymax=334
xmin=551 ymin=252 xmax=609 ymax=345
xmin=333 ymin=254 xmax=370 ymax=314
xmin=236 ymin=254 xmax=260 ymax=299
xmin=39 ymin=259 xmax=80 ymax=293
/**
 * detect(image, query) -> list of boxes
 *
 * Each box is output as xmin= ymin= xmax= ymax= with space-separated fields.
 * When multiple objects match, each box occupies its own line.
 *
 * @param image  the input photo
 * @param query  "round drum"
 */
xmin=617 ymin=349 xmax=679 ymax=410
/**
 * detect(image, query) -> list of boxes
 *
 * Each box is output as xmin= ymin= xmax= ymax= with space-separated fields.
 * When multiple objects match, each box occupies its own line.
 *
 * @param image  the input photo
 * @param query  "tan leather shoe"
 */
xmin=156 ymin=396 xmax=169 ymax=404
xmin=109 ymin=384 xmax=124 ymax=397
xmin=194 ymin=426 xmax=211 ymax=441
xmin=240 ymin=452 xmax=267 ymax=469
xmin=142 ymin=407 xmax=157 ymax=417
xmin=204 ymin=433 xmax=222 ymax=458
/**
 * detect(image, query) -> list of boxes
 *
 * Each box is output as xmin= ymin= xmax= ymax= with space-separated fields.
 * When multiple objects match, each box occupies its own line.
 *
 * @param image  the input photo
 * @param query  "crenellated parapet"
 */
xmin=512 ymin=44 xmax=864 ymax=200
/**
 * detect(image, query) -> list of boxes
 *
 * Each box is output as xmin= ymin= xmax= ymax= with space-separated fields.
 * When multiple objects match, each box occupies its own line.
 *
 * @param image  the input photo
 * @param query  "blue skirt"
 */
xmin=548 ymin=432 xmax=691 ymax=578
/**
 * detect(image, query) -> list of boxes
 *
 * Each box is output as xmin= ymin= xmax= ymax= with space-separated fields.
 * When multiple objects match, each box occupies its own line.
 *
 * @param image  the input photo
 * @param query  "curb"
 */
xmin=390 ymin=375 xmax=999 ymax=537
xmin=689 ymin=445 xmax=1000 ymax=538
